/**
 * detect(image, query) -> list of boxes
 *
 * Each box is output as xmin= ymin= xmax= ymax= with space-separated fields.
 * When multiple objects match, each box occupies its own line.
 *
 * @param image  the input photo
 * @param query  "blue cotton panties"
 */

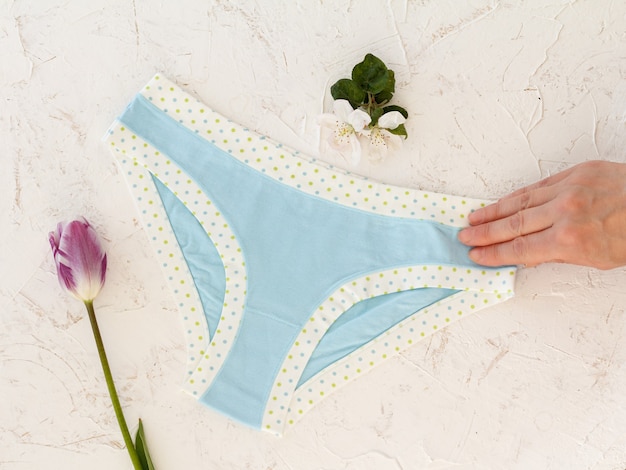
xmin=105 ymin=74 xmax=516 ymax=436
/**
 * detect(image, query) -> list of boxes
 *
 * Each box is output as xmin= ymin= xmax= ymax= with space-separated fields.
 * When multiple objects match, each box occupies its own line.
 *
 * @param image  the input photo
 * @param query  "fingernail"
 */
xmin=468 ymin=210 xmax=482 ymax=224
xmin=458 ymin=228 xmax=471 ymax=244
xmin=468 ymin=247 xmax=483 ymax=263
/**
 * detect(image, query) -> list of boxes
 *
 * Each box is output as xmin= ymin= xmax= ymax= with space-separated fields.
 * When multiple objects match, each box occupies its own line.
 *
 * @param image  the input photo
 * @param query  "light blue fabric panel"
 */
xmin=118 ymin=95 xmax=487 ymax=429
xmin=201 ymin=307 xmax=298 ymax=428
xmin=151 ymin=175 xmax=226 ymax=339
xmin=296 ymin=287 xmax=457 ymax=387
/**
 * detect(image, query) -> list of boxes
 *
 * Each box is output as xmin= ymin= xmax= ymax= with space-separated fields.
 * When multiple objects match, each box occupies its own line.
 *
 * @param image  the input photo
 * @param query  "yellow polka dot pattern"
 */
xmin=113 ymin=156 xmax=210 ymax=382
xmin=105 ymin=124 xmax=247 ymax=398
xmin=261 ymin=265 xmax=515 ymax=435
xmin=139 ymin=74 xmax=490 ymax=226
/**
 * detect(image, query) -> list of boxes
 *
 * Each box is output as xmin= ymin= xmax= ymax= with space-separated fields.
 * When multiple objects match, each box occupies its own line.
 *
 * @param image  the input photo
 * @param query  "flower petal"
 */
xmin=347 ymin=108 xmax=371 ymax=132
xmin=317 ymin=113 xmax=340 ymax=128
xmin=378 ymin=111 xmax=406 ymax=130
xmin=49 ymin=221 xmax=66 ymax=256
xmin=384 ymin=130 xmax=403 ymax=150
xmin=56 ymin=261 xmax=77 ymax=293
xmin=332 ymin=99 xmax=355 ymax=121
xmin=349 ymin=134 xmax=362 ymax=165
xmin=50 ymin=218 xmax=107 ymax=301
xmin=368 ymin=128 xmax=389 ymax=158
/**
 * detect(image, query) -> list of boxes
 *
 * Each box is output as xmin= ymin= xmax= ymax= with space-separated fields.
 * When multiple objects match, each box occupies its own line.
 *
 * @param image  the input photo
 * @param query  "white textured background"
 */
xmin=2 ymin=1 xmax=626 ymax=469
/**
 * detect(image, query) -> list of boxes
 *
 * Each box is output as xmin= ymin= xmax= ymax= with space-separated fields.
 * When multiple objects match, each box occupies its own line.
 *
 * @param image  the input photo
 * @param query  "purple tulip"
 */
xmin=48 ymin=217 xmax=151 ymax=468
xmin=49 ymin=217 xmax=107 ymax=302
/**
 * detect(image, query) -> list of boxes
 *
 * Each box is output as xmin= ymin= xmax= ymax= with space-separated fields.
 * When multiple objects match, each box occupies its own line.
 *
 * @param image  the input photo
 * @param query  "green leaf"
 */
xmin=330 ymin=78 xmax=366 ymax=108
xmin=351 ymin=54 xmax=391 ymax=95
xmin=382 ymin=105 xmax=408 ymax=119
xmin=135 ymin=419 xmax=156 ymax=470
xmin=374 ymin=70 xmax=395 ymax=104
xmin=387 ymin=123 xmax=408 ymax=139
xmin=374 ymin=89 xmax=393 ymax=105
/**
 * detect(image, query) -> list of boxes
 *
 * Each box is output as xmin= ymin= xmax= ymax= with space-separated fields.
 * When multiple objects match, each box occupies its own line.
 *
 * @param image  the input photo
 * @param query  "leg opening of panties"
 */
xmin=105 ymin=74 xmax=517 ymax=436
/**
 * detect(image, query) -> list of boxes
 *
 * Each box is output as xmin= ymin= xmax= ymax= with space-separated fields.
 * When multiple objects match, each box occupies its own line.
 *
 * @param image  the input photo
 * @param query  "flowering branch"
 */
xmin=319 ymin=54 xmax=408 ymax=164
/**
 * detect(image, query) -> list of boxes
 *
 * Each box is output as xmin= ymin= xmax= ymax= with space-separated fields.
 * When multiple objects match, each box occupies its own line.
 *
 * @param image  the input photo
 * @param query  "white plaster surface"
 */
xmin=2 ymin=0 xmax=626 ymax=469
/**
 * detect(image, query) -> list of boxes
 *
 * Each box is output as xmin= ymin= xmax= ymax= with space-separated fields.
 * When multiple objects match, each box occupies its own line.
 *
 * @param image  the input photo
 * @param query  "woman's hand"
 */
xmin=458 ymin=160 xmax=626 ymax=270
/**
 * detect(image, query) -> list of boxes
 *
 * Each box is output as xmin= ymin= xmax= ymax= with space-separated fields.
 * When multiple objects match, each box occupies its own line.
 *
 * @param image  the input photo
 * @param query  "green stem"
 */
xmin=85 ymin=300 xmax=143 ymax=470
xmin=366 ymin=92 xmax=375 ymax=115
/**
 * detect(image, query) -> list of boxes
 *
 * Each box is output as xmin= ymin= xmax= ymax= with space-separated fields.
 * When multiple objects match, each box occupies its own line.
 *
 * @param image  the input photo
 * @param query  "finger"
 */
xmin=460 ymin=204 xmax=555 ymax=247
xmin=467 ymin=229 xmax=559 ymax=267
xmin=468 ymin=185 xmax=557 ymax=226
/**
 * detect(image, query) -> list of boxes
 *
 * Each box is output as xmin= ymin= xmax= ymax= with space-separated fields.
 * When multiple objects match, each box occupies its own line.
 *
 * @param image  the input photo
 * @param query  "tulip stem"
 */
xmin=85 ymin=300 xmax=143 ymax=470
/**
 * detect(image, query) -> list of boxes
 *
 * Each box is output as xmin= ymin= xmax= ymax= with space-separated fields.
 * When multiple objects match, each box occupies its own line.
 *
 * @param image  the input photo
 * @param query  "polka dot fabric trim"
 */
xmin=105 ymin=123 xmax=248 ymax=398
xmin=112 ymin=154 xmax=209 ymax=383
xmin=139 ymin=74 xmax=490 ymax=226
xmin=261 ymin=265 xmax=515 ymax=435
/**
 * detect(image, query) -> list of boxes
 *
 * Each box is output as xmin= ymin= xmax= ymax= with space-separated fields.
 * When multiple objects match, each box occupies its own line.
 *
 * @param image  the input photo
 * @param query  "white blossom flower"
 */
xmin=366 ymin=111 xmax=406 ymax=162
xmin=319 ymin=99 xmax=371 ymax=164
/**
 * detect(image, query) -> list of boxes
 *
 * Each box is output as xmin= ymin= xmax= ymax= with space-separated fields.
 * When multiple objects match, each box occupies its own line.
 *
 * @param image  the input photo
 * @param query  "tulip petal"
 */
xmin=50 ymin=218 xmax=107 ymax=301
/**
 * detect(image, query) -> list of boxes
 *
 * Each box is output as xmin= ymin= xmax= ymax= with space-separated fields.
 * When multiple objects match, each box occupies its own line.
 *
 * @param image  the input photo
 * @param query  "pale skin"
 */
xmin=458 ymin=160 xmax=626 ymax=270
